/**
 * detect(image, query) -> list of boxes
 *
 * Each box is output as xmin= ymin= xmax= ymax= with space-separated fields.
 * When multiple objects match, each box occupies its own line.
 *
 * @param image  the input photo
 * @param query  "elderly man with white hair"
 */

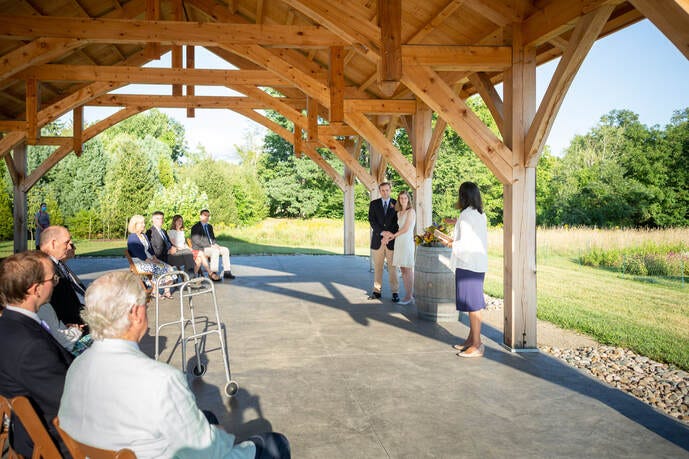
xmin=58 ymin=271 xmax=290 ymax=459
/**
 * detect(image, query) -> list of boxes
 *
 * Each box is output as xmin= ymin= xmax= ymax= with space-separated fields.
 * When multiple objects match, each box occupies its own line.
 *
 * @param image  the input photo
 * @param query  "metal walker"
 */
xmin=152 ymin=271 xmax=239 ymax=397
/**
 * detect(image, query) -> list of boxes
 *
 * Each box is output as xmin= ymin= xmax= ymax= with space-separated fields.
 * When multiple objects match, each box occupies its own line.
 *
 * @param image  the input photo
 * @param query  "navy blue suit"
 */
xmin=0 ymin=308 xmax=74 ymax=456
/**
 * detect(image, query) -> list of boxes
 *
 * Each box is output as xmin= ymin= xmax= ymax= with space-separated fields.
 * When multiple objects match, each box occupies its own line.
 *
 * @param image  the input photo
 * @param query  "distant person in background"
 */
xmin=190 ymin=209 xmax=235 ymax=280
xmin=34 ymin=202 xmax=50 ymax=249
xmin=387 ymin=191 xmax=416 ymax=305
xmin=127 ymin=215 xmax=176 ymax=299
xmin=447 ymin=182 xmax=488 ymax=358
xmin=147 ymin=211 xmax=195 ymax=277
xmin=168 ymin=214 xmax=217 ymax=280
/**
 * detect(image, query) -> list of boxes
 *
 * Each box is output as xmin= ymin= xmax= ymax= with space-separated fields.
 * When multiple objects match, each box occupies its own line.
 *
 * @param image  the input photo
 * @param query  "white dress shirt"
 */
xmin=37 ymin=303 xmax=82 ymax=350
xmin=449 ymin=207 xmax=488 ymax=273
xmin=58 ymin=339 xmax=255 ymax=459
xmin=168 ymin=229 xmax=188 ymax=251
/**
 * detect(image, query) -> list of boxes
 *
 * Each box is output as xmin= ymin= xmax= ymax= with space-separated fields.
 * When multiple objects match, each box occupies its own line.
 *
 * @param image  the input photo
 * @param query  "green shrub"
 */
xmin=644 ymin=253 xmax=670 ymax=276
xmin=623 ymin=254 xmax=647 ymax=276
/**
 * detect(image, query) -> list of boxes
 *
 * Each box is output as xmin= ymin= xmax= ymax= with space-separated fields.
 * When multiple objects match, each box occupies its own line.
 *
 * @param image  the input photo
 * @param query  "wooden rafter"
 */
xmin=423 ymin=118 xmax=447 ymax=178
xmin=401 ymin=45 xmax=511 ymax=71
xmin=17 ymin=65 xmax=290 ymax=86
xmin=525 ymin=4 xmax=615 ymax=165
xmin=0 ymin=16 xmax=349 ymax=48
xmin=467 ymin=71 xmax=504 ymax=136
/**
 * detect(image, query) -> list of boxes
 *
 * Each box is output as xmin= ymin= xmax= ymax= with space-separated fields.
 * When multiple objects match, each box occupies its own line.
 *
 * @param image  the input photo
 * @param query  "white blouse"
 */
xmin=449 ymin=207 xmax=488 ymax=273
xmin=167 ymin=229 xmax=187 ymax=250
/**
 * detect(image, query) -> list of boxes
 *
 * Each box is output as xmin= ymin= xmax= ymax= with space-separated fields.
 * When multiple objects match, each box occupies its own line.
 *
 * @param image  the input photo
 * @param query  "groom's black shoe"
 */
xmin=369 ymin=292 xmax=381 ymax=300
xmin=224 ymin=271 xmax=236 ymax=279
xmin=391 ymin=293 xmax=400 ymax=303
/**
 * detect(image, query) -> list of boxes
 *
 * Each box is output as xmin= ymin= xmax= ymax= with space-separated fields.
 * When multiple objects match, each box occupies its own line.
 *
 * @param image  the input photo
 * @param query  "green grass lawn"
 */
xmin=3 ymin=221 xmax=688 ymax=370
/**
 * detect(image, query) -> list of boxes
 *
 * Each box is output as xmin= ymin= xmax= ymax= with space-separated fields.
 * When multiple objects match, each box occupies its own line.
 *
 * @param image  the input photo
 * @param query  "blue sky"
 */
xmin=83 ymin=19 xmax=689 ymax=162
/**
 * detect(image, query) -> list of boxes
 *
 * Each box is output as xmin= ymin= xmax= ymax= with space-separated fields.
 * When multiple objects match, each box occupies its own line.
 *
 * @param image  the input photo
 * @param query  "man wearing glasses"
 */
xmin=40 ymin=225 xmax=87 ymax=328
xmin=0 ymin=250 xmax=74 ymax=457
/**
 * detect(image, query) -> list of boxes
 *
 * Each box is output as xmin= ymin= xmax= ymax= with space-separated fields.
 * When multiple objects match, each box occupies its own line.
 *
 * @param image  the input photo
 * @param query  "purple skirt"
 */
xmin=455 ymin=268 xmax=485 ymax=312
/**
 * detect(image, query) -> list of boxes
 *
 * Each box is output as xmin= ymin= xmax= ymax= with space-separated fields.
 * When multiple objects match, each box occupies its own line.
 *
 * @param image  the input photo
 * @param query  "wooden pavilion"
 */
xmin=1 ymin=0 xmax=687 ymax=350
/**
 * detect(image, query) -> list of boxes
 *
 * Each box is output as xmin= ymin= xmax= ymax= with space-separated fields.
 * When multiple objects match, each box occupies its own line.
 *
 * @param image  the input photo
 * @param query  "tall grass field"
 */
xmin=2 ymin=221 xmax=687 ymax=370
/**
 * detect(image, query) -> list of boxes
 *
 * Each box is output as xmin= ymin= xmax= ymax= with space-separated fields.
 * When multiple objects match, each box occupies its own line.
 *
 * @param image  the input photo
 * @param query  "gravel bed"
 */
xmin=482 ymin=295 xmax=689 ymax=425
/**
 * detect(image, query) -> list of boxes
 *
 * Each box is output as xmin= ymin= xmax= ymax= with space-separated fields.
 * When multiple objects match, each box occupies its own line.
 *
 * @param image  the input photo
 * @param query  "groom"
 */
xmin=368 ymin=182 xmax=400 ymax=302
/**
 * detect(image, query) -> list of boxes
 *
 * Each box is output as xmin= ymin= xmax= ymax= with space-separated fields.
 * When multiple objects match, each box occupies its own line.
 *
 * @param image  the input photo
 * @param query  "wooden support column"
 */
xmin=329 ymin=46 xmax=344 ymax=124
xmin=293 ymin=127 xmax=303 ymax=158
xmin=411 ymin=100 xmax=433 ymax=231
xmin=12 ymin=143 xmax=28 ymax=253
xmin=26 ymin=79 xmax=39 ymax=145
xmin=73 ymin=106 xmax=83 ymax=157
xmin=145 ymin=0 xmax=161 ymax=58
xmin=186 ymin=45 xmax=196 ymax=117
xmin=502 ymin=24 xmax=537 ymax=351
xmin=307 ymin=96 xmax=319 ymax=144
xmin=172 ymin=0 xmax=183 ymax=97
xmin=378 ymin=0 xmax=402 ymax=96
xmin=343 ymin=137 xmax=359 ymax=255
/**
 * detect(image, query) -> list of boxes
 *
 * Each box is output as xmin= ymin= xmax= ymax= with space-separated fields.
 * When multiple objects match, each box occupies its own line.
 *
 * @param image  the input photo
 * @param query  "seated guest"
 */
xmin=37 ymin=302 xmax=83 ymax=352
xmin=147 ymin=211 xmax=195 ymax=277
xmin=40 ymin=225 xmax=87 ymax=327
xmin=168 ymin=214 xmax=218 ymax=280
xmin=58 ymin=271 xmax=290 ymax=459
xmin=0 ymin=251 xmax=74 ymax=457
xmin=127 ymin=214 xmax=176 ymax=299
xmin=190 ymin=209 xmax=235 ymax=280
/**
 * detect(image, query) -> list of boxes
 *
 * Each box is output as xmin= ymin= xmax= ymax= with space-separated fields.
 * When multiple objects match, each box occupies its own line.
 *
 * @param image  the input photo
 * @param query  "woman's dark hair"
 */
xmin=171 ymin=214 xmax=184 ymax=230
xmin=458 ymin=182 xmax=483 ymax=214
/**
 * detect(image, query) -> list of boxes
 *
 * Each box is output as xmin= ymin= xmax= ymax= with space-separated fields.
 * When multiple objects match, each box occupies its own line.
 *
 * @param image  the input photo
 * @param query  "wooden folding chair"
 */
xmin=9 ymin=396 xmax=61 ymax=459
xmin=124 ymin=250 xmax=153 ymax=298
xmin=52 ymin=418 xmax=136 ymax=459
xmin=0 ymin=394 xmax=18 ymax=459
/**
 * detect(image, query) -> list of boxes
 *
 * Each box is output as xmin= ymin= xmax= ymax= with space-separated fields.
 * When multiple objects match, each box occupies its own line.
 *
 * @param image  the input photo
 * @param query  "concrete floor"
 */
xmin=70 ymin=255 xmax=689 ymax=459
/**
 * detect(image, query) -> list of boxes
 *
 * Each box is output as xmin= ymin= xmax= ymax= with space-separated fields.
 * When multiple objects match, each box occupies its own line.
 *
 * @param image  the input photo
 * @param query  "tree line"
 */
xmin=1 ymin=102 xmax=687 ymax=240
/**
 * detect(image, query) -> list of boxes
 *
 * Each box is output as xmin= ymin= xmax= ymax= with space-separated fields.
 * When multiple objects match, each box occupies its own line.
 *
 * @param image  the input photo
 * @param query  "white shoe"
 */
xmin=399 ymin=297 xmax=415 ymax=305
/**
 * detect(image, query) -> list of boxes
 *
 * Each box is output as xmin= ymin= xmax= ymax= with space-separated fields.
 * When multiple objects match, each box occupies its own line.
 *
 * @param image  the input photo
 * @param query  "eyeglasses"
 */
xmin=39 ymin=274 xmax=60 ymax=286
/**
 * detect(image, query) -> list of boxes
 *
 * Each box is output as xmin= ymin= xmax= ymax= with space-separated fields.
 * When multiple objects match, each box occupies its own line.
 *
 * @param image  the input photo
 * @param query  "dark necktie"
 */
xmin=383 ymin=201 xmax=388 ymax=213
xmin=159 ymin=227 xmax=171 ymax=250
xmin=204 ymin=224 xmax=212 ymax=244
xmin=58 ymin=261 xmax=86 ymax=296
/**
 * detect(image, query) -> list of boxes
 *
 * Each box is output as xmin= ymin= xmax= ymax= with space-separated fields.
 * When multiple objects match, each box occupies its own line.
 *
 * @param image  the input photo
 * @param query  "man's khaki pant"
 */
xmin=203 ymin=245 xmax=230 ymax=274
xmin=371 ymin=245 xmax=399 ymax=294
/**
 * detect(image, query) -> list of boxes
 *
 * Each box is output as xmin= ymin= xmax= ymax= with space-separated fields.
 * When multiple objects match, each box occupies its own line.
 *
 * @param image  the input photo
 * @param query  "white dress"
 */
xmin=393 ymin=210 xmax=416 ymax=268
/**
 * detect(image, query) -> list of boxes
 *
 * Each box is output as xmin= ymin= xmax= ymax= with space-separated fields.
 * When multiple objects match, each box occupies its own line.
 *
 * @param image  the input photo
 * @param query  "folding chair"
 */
xmin=0 ymin=394 xmax=18 ymax=459
xmin=8 ymin=396 xmax=61 ymax=459
xmin=53 ymin=417 xmax=136 ymax=459
xmin=124 ymin=250 xmax=153 ymax=299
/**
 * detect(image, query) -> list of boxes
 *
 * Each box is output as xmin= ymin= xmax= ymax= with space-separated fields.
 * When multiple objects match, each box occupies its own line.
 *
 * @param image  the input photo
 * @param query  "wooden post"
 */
xmin=502 ymin=25 xmax=537 ymax=351
xmin=378 ymin=0 xmax=402 ymax=96
xmin=26 ymin=78 xmax=39 ymax=145
xmin=12 ymin=142 xmax=28 ymax=253
xmin=411 ymin=99 xmax=432 ymax=232
xmin=329 ymin=46 xmax=344 ymax=124
xmin=73 ymin=105 xmax=83 ymax=157
xmin=343 ymin=137 xmax=359 ymax=255
xmin=307 ymin=96 xmax=318 ymax=144
xmin=186 ymin=45 xmax=195 ymax=118
xmin=145 ymin=0 xmax=161 ymax=58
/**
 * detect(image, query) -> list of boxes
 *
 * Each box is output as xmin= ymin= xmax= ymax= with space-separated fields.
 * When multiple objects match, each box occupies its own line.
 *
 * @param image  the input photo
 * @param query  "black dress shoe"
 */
xmin=224 ymin=271 xmax=236 ymax=279
xmin=391 ymin=293 xmax=400 ymax=303
xmin=369 ymin=292 xmax=381 ymax=300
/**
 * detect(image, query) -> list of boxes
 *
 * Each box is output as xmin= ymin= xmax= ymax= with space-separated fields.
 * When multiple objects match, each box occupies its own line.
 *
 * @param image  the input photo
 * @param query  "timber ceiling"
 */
xmin=0 ymin=0 xmax=668 ymax=190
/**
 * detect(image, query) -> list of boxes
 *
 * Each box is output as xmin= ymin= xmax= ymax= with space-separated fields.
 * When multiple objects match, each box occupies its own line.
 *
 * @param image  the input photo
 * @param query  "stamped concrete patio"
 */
xmin=70 ymin=255 xmax=689 ymax=458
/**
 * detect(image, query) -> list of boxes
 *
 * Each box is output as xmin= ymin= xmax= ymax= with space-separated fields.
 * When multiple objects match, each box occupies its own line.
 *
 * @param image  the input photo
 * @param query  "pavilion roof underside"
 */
xmin=0 ymin=0 xmax=644 ymax=124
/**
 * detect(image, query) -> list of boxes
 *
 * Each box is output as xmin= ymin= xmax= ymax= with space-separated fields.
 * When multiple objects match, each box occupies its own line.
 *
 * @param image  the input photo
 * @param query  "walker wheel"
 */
xmin=192 ymin=363 xmax=207 ymax=377
xmin=225 ymin=381 xmax=239 ymax=397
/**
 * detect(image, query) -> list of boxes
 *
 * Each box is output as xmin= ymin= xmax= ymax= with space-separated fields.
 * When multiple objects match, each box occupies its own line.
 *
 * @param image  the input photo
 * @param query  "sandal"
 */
xmin=452 ymin=343 xmax=469 ymax=352
xmin=210 ymin=273 xmax=221 ymax=282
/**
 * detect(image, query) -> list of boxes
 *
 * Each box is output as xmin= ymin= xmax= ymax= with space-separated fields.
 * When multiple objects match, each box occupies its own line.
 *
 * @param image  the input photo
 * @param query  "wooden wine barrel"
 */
xmin=414 ymin=246 xmax=458 ymax=322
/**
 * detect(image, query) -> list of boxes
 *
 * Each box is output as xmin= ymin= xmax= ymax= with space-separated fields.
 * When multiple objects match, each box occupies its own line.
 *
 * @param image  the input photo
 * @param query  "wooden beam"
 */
xmin=17 ymin=65 xmax=290 ymax=86
xmin=521 ymin=0 xmax=626 ymax=47
xmin=629 ymin=0 xmax=689 ymax=61
xmin=407 ymin=0 xmax=467 ymax=44
xmin=186 ymin=45 xmax=195 ymax=118
xmin=321 ymin=136 xmax=377 ymax=191
xmin=345 ymin=111 xmax=417 ymax=188
xmin=21 ymin=106 xmax=148 ymax=192
xmin=464 ymin=0 xmax=522 ymax=26
xmin=525 ymin=5 xmax=614 ymax=165
xmin=293 ymin=127 xmax=303 ymax=158
xmin=468 ymin=71 xmax=505 ymax=136
xmin=402 ymin=45 xmax=512 ymax=71
xmin=0 ymin=16 xmax=349 ymax=47
xmin=423 ymin=118 xmax=447 ymax=178
xmin=145 ymin=0 xmax=162 ymax=58
xmin=26 ymin=79 xmax=39 ymax=145
xmin=378 ymin=0 xmax=402 ymax=96
xmin=73 ymin=106 xmax=83 ymax=157
xmin=281 ymin=0 xmax=381 ymax=61
xmin=171 ymin=46 xmax=183 ymax=96
xmin=89 ymin=94 xmax=263 ymax=109
xmin=344 ymin=99 xmax=417 ymax=114
xmin=401 ymin=65 xmax=513 ymax=183
xmin=307 ymin=96 xmax=319 ymax=143
xmin=0 ymin=122 xmax=28 ymax=132
xmin=329 ymin=46 xmax=345 ymax=123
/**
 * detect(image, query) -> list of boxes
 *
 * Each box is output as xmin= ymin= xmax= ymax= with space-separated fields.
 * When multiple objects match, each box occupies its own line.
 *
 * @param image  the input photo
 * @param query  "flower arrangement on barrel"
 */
xmin=415 ymin=222 xmax=452 ymax=247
